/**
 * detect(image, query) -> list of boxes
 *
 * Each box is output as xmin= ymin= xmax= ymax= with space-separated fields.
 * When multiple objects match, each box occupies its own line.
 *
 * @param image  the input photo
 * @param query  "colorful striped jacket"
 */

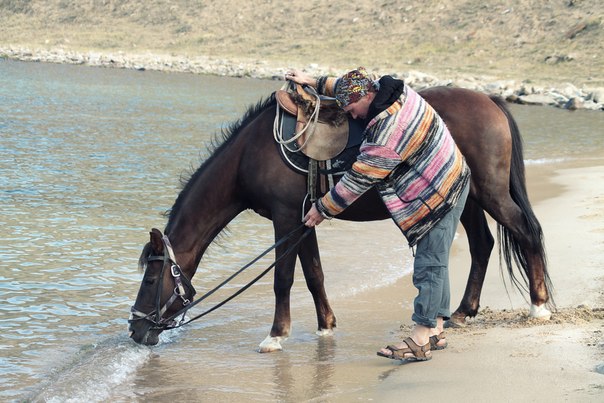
xmin=316 ymin=80 xmax=470 ymax=246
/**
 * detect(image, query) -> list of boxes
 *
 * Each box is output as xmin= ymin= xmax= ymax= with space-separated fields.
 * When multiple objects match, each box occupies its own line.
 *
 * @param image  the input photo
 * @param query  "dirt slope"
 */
xmin=1 ymin=0 xmax=602 ymax=86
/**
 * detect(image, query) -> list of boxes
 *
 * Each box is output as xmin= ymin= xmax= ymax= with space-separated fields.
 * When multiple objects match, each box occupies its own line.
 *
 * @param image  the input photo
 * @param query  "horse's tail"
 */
xmin=489 ymin=96 xmax=555 ymax=307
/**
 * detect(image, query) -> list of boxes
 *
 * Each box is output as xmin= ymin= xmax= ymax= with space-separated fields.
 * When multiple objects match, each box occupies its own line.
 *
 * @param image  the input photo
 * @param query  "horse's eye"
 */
xmin=144 ymin=278 xmax=156 ymax=286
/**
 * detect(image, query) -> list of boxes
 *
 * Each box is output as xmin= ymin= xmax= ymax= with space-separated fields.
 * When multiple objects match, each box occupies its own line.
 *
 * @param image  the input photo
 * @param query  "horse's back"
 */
xmin=420 ymin=86 xmax=514 ymax=198
xmin=419 ymin=86 xmax=509 ymax=131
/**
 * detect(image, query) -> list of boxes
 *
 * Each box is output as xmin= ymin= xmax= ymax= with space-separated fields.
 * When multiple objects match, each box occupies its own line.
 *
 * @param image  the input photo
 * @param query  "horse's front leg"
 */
xmin=258 ymin=222 xmax=302 ymax=353
xmin=297 ymin=228 xmax=336 ymax=335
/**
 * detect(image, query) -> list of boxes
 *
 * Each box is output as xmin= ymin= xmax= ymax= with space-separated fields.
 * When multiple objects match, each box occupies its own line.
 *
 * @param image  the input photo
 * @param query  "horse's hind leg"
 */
xmin=487 ymin=195 xmax=552 ymax=317
xmin=297 ymin=228 xmax=337 ymax=335
xmin=449 ymin=198 xmax=494 ymax=326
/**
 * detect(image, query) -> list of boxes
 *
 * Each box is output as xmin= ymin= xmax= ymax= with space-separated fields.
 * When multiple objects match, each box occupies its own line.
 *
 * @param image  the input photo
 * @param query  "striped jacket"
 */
xmin=317 ymin=82 xmax=470 ymax=246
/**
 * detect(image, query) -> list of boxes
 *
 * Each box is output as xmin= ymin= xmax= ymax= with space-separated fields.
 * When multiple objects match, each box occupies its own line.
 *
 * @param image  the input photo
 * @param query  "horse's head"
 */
xmin=128 ymin=228 xmax=196 ymax=345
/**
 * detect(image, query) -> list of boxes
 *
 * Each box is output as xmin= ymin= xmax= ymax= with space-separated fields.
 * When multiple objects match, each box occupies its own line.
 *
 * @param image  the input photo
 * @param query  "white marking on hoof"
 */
xmin=316 ymin=328 xmax=335 ymax=337
xmin=258 ymin=335 xmax=287 ymax=353
xmin=529 ymin=304 xmax=552 ymax=320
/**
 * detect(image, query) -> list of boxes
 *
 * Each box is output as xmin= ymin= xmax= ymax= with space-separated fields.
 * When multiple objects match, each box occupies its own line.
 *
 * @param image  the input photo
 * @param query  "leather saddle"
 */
xmin=275 ymin=84 xmax=363 ymax=161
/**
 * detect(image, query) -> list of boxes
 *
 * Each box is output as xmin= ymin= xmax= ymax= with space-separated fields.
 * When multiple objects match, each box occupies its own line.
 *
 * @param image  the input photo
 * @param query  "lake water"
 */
xmin=1 ymin=59 xmax=602 ymax=402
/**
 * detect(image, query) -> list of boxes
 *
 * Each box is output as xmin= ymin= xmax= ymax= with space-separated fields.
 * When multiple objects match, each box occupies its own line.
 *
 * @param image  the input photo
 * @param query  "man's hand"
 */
xmin=285 ymin=70 xmax=317 ymax=87
xmin=303 ymin=204 xmax=325 ymax=227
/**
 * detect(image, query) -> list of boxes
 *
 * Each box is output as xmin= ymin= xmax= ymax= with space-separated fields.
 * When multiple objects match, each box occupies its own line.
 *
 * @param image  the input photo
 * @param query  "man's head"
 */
xmin=335 ymin=67 xmax=378 ymax=119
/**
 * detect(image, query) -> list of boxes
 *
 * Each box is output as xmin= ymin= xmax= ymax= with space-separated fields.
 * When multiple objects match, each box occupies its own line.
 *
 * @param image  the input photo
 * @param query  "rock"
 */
xmin=453 ymin=79 xmax=481 ymax=91
xmin=485 ymin=80 xmax=516 ymax=93
xmin=596 ymin=363 xmax=604 ymax=375
xmin=434 ymin=79 xmax=453 ymax=87
xmin=582 ymin=100 xmax=604 ymax=111
xmin=563 ymin=98 xmax=582 ymax=110
xmin=559 ymin=83 xmax=583 ymax=99
xmin=588 ymin=88 xmax=604 ymax=103
xmin=506 ymin=94 xmax=520 ymax=103
xmin=517 ymin=94 xmax=558 ymax=106
xmin=544 ymin=55 xmax=574 ymax=65
xmin=547 ymin=91 xmax=570 ymax=105
xmin=566 ymin=21 xmax=588 ymax=39
xmin=0 ymin=45 xmax=602 ymax=111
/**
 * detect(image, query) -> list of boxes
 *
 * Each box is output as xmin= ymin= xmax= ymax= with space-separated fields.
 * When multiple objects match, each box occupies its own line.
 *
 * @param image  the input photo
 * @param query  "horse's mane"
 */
xmin=165 ymin=94 xmax=276 ymax=227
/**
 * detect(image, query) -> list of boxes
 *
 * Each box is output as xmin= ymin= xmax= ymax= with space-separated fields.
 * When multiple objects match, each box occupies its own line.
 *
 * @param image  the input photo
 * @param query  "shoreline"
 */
xmin=2 ymin=46 xmax=603 ymax=111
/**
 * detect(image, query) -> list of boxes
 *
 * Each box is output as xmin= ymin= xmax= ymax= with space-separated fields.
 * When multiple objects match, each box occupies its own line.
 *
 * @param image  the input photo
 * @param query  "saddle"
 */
xmin=274 ymin=83 xmax=365 ymax=200
xmin=275 ymin=84 xmax=349 ymax=161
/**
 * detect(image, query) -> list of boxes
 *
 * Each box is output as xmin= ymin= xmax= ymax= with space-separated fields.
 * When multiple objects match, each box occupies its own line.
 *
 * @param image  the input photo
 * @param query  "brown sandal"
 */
xmin=429 ymin=332 xmax=448 ymax=351
xmin=377 ymin=337 xmax=432 ymax=361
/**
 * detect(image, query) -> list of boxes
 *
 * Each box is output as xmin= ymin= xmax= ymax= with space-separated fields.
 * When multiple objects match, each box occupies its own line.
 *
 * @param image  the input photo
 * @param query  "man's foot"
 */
xmin=429 ymin=331 xmax=448 ymax=350
xmin=377 ymin=337 xmax=432 ymax=361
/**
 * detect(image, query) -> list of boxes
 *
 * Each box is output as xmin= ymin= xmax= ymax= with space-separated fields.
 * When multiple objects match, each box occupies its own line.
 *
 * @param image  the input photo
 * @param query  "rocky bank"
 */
xmin=2 ymin=46 xmax=603 ymax=111
xmin=2 ymin=0 xmax=603 ymax=110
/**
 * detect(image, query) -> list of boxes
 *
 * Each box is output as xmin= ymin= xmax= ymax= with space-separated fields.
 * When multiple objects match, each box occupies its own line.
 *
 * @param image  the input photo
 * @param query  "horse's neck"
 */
xmin=166 ymin=140 xmax=246 ymax=275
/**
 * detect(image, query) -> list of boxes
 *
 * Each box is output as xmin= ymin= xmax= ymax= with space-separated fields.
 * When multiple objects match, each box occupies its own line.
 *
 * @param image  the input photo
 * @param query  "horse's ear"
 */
xmin=149 ymin=228 xmax=164 ymax=254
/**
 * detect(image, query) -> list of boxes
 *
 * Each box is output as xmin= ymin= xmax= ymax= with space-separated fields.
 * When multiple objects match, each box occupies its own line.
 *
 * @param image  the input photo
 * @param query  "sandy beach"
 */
xmin=318 ymin=159 xmax=604 ymax=402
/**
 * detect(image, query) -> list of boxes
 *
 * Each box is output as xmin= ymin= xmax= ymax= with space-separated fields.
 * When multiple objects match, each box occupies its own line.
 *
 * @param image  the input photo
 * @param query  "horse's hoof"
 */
xmin=529 ymin=304 xmax=551 ymax=320
xmin=444 ymin=319 xmax=466 ymax=329
xmin=316 ymin=328 xmax=335 ymax=336
xmin=258 ymin=335 xmax=286 ymax=353
xmin=444 ymin=313 xmax=467 ymax=328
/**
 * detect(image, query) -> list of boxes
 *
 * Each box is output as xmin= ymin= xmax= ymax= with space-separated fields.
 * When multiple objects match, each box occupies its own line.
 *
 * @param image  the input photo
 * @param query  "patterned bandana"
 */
xmin=335 ymin=67 xmax=377 ymax=108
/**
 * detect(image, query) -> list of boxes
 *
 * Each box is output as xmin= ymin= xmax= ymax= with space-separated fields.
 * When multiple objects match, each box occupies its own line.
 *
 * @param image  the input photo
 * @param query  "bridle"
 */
xmin=129 ymin=224 xmax=312 ymax=332
xmin=129 ymin=235 xmax=196 ymax=330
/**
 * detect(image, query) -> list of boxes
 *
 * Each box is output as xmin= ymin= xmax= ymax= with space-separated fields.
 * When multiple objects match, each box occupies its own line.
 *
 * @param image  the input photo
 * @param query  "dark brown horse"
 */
xmin=128 ymin=87 xmax=553 ymax=350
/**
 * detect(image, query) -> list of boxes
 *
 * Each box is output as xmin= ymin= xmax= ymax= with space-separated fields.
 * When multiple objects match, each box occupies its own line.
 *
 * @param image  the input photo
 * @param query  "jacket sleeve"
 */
xmin=316 ymin=76 xmax=339 ymax=97
xmin=318 ymin=143 xmax=401 ymax=216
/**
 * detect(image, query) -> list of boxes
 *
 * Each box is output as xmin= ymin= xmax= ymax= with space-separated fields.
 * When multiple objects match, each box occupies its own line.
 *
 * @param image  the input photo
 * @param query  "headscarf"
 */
xmin=335 ymin=67 xmax=378 ymax=108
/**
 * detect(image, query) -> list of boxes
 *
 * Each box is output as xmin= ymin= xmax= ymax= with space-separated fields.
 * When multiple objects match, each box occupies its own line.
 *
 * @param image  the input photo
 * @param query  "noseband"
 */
xmin=129 ymin=235 xmax=197 ymax=330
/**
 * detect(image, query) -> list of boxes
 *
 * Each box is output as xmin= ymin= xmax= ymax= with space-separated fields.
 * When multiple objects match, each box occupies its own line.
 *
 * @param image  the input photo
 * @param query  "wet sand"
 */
xmin=269 ymin=159 xmax=604 ymax=402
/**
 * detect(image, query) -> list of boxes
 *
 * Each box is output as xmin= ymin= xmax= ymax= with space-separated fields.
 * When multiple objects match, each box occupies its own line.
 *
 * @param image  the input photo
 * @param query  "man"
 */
xmin=286 ymin=67 xmax=470 ymax=361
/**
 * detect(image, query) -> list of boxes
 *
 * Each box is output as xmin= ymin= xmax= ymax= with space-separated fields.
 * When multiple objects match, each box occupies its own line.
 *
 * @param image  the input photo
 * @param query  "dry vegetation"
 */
xmin=1 ymin=0 xmax=602 ymax=86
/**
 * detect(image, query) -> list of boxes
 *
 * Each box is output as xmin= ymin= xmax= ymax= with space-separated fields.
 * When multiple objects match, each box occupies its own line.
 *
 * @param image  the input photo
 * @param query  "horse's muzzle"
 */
xmin=128 ymin=317 xmax=161 ymax=345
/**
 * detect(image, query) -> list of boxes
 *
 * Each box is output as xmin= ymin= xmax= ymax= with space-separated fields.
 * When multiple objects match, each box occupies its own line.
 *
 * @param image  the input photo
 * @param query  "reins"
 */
xmin=151 ymin=224 xmax=312 ymax=330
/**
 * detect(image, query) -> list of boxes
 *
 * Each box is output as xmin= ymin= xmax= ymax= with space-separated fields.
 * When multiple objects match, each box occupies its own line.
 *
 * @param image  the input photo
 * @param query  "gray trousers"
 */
xmin=411 ymin=182 xmax=470 ymax=328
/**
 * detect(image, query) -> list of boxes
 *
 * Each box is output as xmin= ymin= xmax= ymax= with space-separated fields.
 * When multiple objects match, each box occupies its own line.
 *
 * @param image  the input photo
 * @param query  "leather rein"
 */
xmin=129 ymin=224 xmax=312 ymax=331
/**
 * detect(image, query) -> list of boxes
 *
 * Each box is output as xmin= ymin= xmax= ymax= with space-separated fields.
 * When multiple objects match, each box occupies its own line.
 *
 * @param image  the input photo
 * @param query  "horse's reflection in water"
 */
xmin=271 ymin=335 xmax=337 ymax=400
xmin=312 ymin=336 xmax=337 ymax=396
xmin=271 ymin=352 xmax=294 ymax=401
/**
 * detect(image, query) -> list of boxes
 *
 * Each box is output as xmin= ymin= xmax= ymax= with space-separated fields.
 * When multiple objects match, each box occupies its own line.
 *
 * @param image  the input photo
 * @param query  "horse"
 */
xmin=128 ymin=86 xmax=553 ymax=351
